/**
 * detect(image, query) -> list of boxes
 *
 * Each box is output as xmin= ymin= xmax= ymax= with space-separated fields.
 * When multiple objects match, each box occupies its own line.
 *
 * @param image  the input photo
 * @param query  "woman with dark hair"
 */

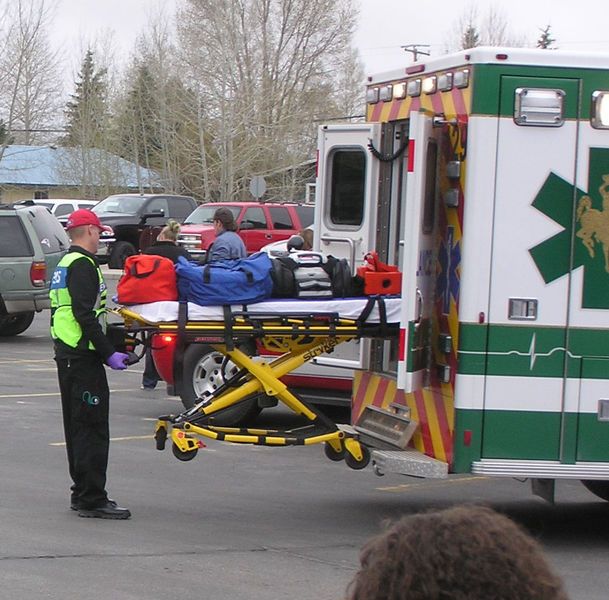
xmin=346 ymin=505 xmax=569 ymax=600
xmin=207 ymin=207 xmax=246 ymax=262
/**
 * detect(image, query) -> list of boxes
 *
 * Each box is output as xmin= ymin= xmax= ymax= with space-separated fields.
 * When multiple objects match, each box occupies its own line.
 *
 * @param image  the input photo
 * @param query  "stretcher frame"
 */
xmin=111 ymin=297 xmax=399 ymax=468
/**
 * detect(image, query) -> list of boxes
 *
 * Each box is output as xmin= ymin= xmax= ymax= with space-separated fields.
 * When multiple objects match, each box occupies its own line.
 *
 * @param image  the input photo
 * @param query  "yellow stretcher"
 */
xmin=110 ymin=296 xmax=400 ymax=468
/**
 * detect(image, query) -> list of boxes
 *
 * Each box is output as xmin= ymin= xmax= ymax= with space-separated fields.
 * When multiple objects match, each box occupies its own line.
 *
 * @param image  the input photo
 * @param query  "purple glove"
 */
xmin=106 ymin=351 xmax=129 ymax=370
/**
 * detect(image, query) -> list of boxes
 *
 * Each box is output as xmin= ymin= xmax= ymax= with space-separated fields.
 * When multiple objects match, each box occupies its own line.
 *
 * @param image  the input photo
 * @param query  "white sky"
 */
xmin=50 ymin=0 xmax=609 ymax=78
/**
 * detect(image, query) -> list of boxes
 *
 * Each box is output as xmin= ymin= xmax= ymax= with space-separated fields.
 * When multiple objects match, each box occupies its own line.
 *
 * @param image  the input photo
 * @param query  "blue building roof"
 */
xmin=0 ymin=145 xmax=162 ymax=188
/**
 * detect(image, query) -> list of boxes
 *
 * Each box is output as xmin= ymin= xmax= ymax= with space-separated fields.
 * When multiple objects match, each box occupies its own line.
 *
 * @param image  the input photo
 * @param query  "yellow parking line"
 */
xmin=377 ymin=475 xmax=489 ymax=492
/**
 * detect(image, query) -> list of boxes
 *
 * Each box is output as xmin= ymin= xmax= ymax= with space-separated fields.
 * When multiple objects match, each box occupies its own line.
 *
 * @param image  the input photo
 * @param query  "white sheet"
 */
xmin=122 ymin=297 xmax=402 ymax=324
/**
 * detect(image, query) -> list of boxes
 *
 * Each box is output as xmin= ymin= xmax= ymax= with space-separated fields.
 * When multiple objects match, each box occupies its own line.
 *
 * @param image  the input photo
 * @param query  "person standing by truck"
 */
xmin=50 ymin=209 xmax=132 ymax=520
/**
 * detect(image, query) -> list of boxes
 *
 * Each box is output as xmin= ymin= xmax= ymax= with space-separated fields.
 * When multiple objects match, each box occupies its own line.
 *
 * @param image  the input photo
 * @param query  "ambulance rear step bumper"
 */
xmin=371 ymin=448 xmax=448 ymax=479
xmin=472 ymin=459 xmax=609 ymax=479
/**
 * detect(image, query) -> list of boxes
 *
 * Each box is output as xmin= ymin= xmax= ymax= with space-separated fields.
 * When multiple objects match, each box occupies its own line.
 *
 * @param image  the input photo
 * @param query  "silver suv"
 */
xmin=0 ymin=201 xmax=69 ymax=335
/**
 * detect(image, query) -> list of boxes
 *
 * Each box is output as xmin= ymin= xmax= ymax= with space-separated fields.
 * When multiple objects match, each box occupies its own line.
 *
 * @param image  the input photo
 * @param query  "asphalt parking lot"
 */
xmin=1 ymin=289 xmax=609 ymax=599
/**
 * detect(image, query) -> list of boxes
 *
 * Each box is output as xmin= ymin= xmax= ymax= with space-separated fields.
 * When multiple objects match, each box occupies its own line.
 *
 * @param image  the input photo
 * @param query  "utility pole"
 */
xmin=401 ymin=44 xmax=431 ymax=62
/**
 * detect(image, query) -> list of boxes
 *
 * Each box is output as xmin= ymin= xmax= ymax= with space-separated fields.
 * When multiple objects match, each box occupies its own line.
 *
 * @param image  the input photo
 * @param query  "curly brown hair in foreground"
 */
xmin=345 ymin=505 xmax=569 ymax=600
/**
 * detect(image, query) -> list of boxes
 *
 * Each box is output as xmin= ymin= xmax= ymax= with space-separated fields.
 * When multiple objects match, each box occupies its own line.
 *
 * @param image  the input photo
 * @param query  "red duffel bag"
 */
xmin=117 ymin=254 xmax=178 ymax=304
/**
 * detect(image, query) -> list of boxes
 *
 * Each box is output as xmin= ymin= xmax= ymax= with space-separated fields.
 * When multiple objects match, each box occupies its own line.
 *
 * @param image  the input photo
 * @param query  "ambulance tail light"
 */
xmin=591 ymin=91 xmax=609 ymax=129
xmin=30 ymin=261 xmax=46 ymax=287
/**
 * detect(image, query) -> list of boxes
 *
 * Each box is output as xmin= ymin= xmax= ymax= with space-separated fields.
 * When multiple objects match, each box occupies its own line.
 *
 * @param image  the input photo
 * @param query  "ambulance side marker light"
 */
xmin=464 ymin=430 xmax=472 ymax=446
xmin=406 ymin=64 xmax=425 ymax=75
xmin=495 ymin=53 xmax=508 ymax=60
xmin=479 ymin=312 xmax=485 ymax=324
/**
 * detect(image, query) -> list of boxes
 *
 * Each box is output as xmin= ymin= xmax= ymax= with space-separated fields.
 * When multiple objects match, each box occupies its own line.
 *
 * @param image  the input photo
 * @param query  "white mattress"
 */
xmin=123 ymin=297 xmax=401 ymax=324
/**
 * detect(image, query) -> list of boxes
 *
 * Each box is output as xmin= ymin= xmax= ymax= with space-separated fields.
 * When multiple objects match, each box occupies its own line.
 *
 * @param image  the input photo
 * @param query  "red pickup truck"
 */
xmin=177 ymin=202 xmax=314 ymax=260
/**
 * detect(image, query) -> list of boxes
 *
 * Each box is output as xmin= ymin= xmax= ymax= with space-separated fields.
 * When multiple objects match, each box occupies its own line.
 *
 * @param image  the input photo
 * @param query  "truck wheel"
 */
xmin=581 ymin=480 xmax=609 ymax=501
xmin=0 ymin=311 xmax=35 ymax=336
xmin=181 ymin=343 xmax=262 ymax=426
xmin=109 ymin=241 xmax=136 ymax=269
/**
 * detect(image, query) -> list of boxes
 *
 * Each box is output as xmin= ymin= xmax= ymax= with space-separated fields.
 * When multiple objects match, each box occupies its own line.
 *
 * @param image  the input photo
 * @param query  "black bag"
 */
xmin=322 ymin=255 xmax=353 ymax=298
xmin=270 ymin=256 xmax=298 ymax=298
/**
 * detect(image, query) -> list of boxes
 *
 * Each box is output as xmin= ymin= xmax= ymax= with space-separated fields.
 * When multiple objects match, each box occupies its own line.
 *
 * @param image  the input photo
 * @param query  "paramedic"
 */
xmin=207 ymin=206 xmax=246 ymax=262
xmin=140 ymin=220 xmax=192 ymax=390
xmin=50 ymin=209 xmax=131 ymax=520
xmin=345 ymin=505 xmax=569 ymax=600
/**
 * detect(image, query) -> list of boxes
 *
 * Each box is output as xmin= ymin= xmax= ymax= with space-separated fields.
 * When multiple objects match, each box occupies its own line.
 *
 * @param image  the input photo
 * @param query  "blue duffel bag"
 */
xmin=175 ymin=252 xmax=273 ymax=306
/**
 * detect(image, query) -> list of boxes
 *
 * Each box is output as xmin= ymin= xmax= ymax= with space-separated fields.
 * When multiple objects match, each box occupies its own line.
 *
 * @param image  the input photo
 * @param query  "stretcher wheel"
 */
xmin=172 ymin=443 xmax=198 ymax=462
xmin=324 ymin=441 xmax=346 ymax=461
xmin=345 ymin=445 xmax=371 ymax=470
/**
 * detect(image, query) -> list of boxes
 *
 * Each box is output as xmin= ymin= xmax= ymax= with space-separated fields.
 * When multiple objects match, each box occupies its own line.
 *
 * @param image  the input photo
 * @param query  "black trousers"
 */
xmin=56 ymin=354 xmax=110 ymax=508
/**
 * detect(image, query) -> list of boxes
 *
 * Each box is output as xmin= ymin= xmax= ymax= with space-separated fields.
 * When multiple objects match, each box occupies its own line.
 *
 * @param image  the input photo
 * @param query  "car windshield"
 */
xmin=93 ymin=196 xmax=147 ymax=216
xmin=184 ymin=205 xmax=240 ymax=225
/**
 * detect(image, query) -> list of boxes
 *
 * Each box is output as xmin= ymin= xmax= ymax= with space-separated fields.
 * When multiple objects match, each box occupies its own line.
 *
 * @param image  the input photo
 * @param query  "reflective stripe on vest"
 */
xmin=49 ymin=252 xmax=107 ymax=350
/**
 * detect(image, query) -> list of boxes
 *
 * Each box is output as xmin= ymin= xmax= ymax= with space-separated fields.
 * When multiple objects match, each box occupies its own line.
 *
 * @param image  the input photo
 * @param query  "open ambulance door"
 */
xmin=313 ymin=122 xmax=383 ymax=372
xmin=397 ymin=111 xmax=438 ymax=393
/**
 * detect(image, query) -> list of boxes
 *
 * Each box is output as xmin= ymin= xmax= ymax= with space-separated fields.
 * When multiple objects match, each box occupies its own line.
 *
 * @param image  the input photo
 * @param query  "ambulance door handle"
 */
xmin=414 ymin=288 xmax=423 ymax=326
xmin=320 ymin=235 xmax=357 ymax=271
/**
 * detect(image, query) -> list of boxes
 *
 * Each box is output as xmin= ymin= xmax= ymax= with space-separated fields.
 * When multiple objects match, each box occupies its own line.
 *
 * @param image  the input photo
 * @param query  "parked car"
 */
xmin=177 ymin=202 xmax=314 ymax=260
xmin=33 ymin=199 xmax=98 ymax=224
xmin=0 ymin=201 xmax=69 ymax=335
xmin=92 ymin=193 xmax=197 ymax=268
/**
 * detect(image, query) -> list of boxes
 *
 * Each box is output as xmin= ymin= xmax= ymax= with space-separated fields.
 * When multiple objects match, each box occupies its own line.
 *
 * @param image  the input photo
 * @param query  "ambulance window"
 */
xmin=329 ymin=149 xmax=365 ymax=226
xmin=422 ymin=141 xmax=437 ymax=234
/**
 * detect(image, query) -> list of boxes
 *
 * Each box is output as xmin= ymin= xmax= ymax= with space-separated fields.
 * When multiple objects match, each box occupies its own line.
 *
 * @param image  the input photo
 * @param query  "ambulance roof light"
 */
xmin=379 ymin=85 xmax=393 ymax=102
xmin=366 ymin=87 xmax=379 ymax=104
xmin=454 ymin=70 xmax=469 ymax=88
xmin=591 ymin=91 xmax=609 ymax=129
xmin=394 ymin=82 xmax=407 ymax=100
xmin=407 ymin=79 xmax=422 ymax=97
xmin=423 ymin=76 xmax=437 ymax=95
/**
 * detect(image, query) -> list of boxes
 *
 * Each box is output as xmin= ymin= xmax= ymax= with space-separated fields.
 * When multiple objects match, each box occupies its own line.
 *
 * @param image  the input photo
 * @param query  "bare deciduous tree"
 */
xmin=177 ymin=0 xmax=362 ymax=202
xmin=0 ymin=0 xmax=63 ymax=148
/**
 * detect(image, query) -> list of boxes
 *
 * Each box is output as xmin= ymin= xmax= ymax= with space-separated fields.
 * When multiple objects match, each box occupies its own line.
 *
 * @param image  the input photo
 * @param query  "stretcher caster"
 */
xmin=344 ymin=439 xmax=371 ymax=470
xmin=324 ymin=441 xmax=346 ymax=461
xmin=172 ymin=443 xmax=198 ymax=462
xmin=154 ymin=421 xmax=167 ymax=451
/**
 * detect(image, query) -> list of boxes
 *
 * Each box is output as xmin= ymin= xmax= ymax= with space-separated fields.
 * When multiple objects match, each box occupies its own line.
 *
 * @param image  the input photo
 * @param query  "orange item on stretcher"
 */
xmin=356 ymin=252 xmax=402 ymax=295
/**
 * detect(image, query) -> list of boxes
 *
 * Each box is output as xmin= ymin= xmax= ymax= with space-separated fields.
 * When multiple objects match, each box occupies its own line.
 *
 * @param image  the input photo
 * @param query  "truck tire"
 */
xmin=109 ymin=241 xmax=136 ymax=269
xmin=581 ymin=480 xmax=609 ymax=501
xmin=181 ymin=342 xmax=262 ymax=426
xmin=0 ymin=311 xmax=35 ymax=336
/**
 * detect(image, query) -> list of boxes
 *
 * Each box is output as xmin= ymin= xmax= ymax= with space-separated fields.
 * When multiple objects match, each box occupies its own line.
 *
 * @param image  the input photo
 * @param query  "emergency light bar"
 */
xmin=592 ymin=91 xmax=609 ymax=129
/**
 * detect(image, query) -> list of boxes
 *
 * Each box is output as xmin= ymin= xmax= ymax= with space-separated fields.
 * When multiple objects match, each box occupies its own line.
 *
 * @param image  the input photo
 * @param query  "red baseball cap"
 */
xmin=65 ymin=209 xmax=112 ymax=232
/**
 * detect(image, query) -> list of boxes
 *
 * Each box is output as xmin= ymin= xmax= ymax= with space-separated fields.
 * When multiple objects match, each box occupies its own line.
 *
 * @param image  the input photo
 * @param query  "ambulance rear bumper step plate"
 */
xmin=472 ymin=459 xmax=609 ymax=479
xmin=371 ymin=448 xmax=448 ymax=479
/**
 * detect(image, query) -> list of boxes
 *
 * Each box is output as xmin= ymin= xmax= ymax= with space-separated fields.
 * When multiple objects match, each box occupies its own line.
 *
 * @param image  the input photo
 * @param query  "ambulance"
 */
xmin=313 ymin=46 xmax=609 ymax=502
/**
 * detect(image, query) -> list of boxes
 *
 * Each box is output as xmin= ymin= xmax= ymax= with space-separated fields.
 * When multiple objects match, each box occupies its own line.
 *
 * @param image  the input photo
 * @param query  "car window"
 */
xmin=145 ymin=197 xmax=168 ymax=216
xmin=93 ymin=196 xmax=145 ymax=215
xmin=241 ymin=207 xmax=267 ymax=229
xmin=54 ymin=203 xmax=73 ymax=216
xmin=184 ymin=205 xmax=239 ymax=225
xmin=0 ymin=215 xmax=34 ymax=257
xmin=78 ymin=203 xmax=95 ymax=209
xmin=268 ymin=206 xmax=294 ymax=230
xmin=294 ymin=205 xmax=314 ymax=228
xmin=167 ymin=198 xmax=194 ymax=220
xmin=25 ymin=208 xmax=70 ymax=254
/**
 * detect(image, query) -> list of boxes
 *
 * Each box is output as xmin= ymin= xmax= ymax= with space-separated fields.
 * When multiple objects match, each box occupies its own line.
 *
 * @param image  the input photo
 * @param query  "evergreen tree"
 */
xmin=461 ymin=25 xmax=480 ymax=50
xmin=63 ymin=50 xmax=109 ymax=148
xmin=537 ymin=25 xmax=556 ymax=49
